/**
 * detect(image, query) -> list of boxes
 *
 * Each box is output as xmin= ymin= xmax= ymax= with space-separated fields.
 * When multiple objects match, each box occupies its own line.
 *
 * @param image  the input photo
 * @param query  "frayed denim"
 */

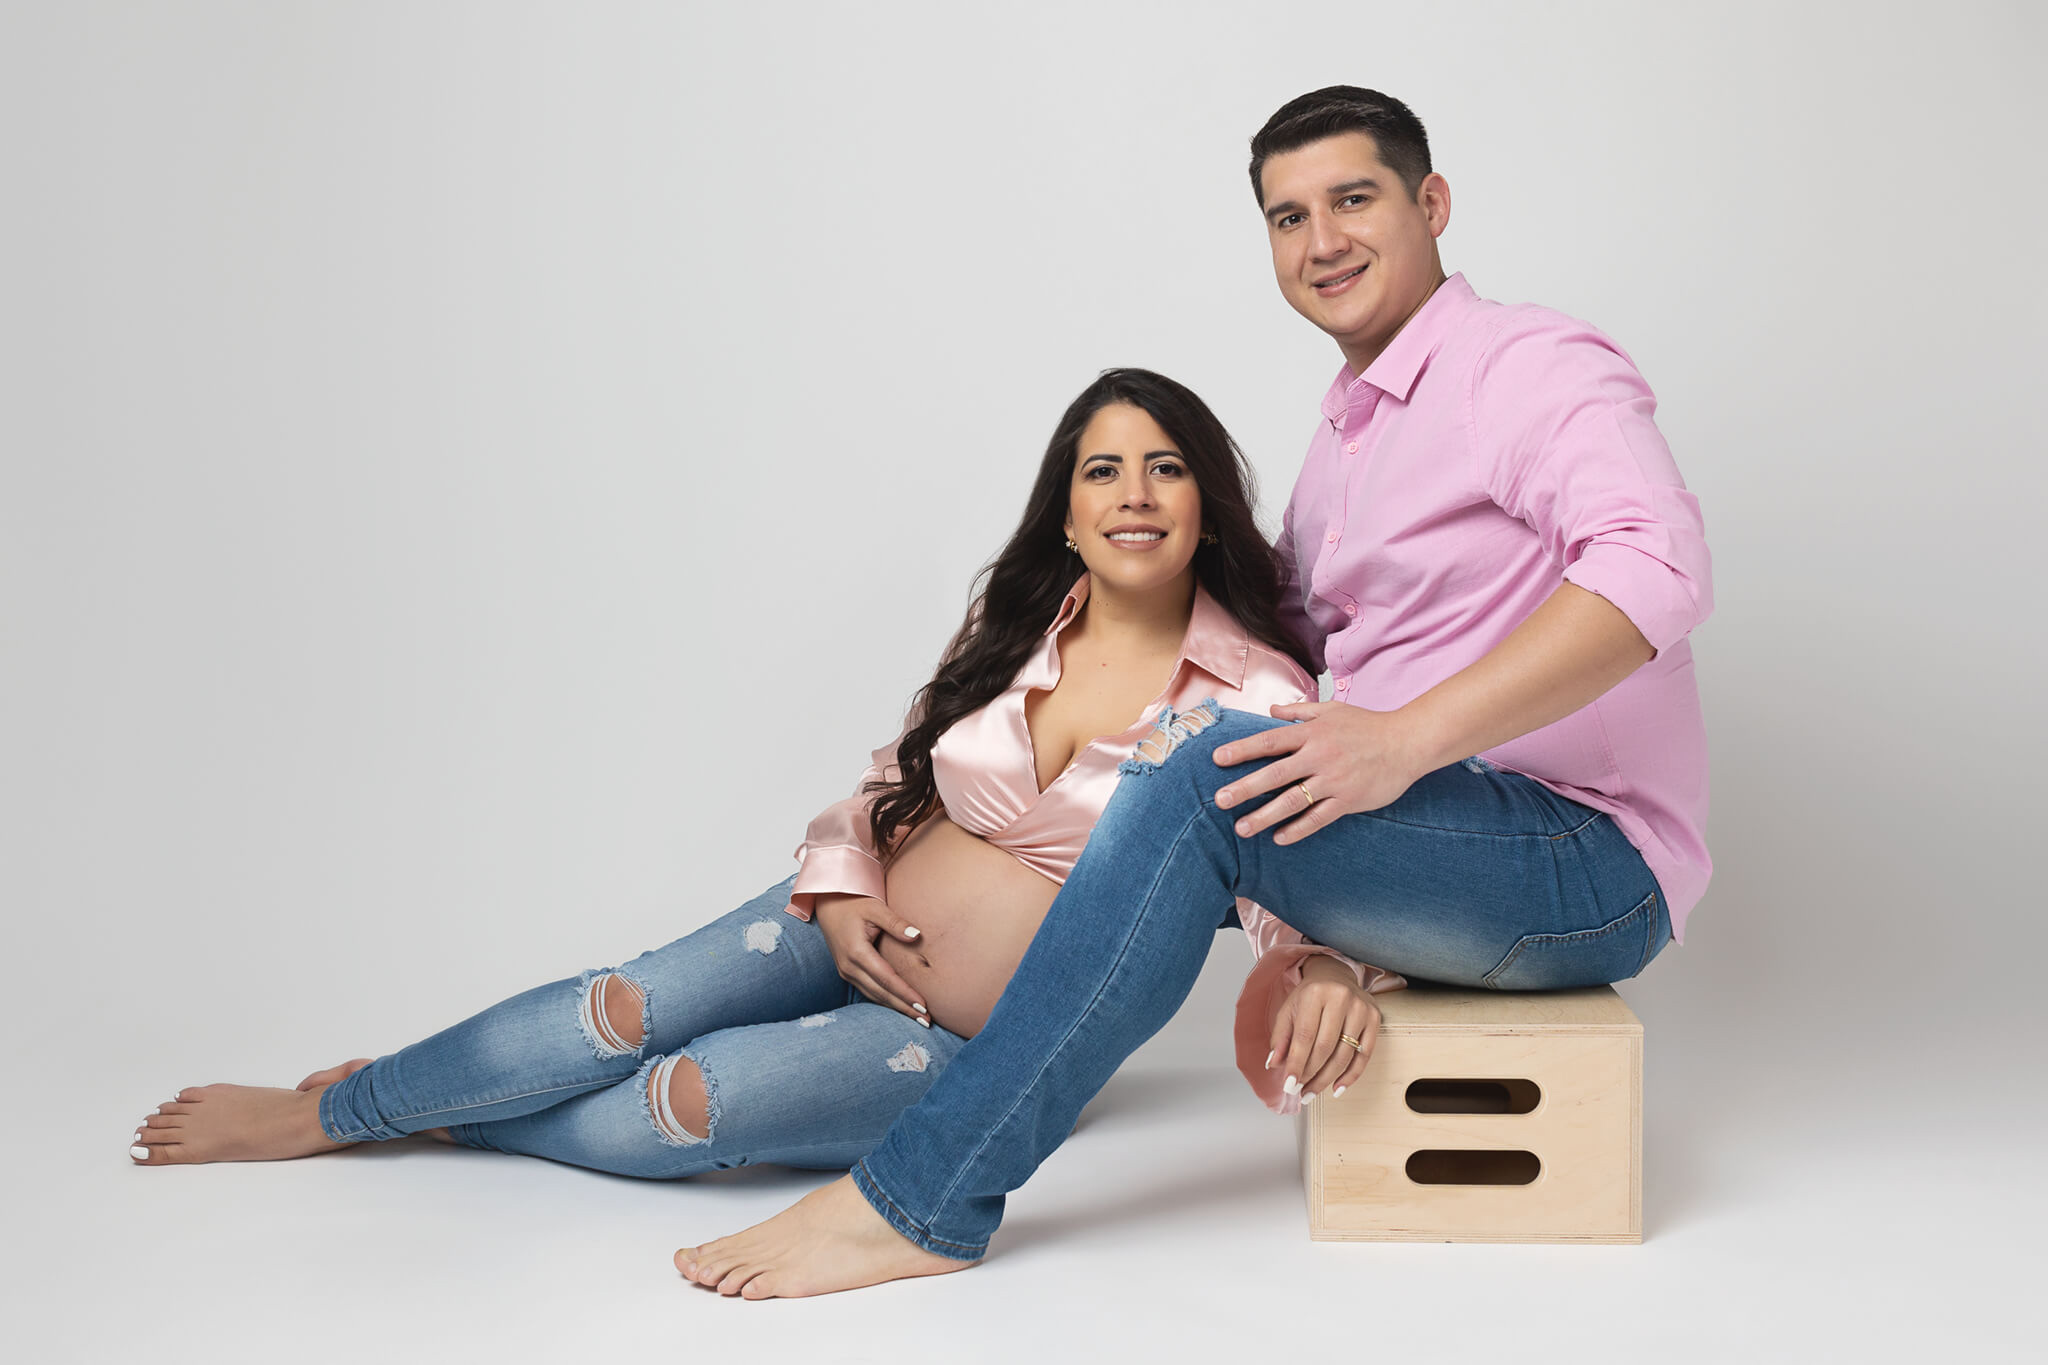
xmin=318 ymin=877 xmax=966 ymax=1178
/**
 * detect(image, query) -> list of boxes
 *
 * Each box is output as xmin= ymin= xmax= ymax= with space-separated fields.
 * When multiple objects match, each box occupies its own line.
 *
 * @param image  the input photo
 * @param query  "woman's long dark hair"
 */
xmin=865 ymin=367 xmax=1315 ymax=855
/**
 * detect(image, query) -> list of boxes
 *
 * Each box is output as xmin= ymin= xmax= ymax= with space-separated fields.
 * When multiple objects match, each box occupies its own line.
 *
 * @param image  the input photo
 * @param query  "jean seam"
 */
xmin=1343 ymin=804 xmax=1604 ymax=842
xmin=1634 ymin=892 xmax=1666 ymax=976
xmin=1482 ymin=889 xmax=1659 ymax=988
xmin=904 ymin=803 xmax=1214 ymax=1248
xmin=854 ymin=1159 xmax=987 ymax=1258
xmin=325 ymin=1078 xmax=618 ymax=1140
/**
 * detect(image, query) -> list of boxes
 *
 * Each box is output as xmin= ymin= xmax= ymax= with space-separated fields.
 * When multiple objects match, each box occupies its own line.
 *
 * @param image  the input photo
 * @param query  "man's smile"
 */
xmin=1313 ymin=263 xmax=1369 ymax=295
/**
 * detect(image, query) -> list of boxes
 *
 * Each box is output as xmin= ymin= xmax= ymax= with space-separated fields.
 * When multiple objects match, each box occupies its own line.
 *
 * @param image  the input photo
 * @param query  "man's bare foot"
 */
xmin=130 ymin=1082 xmax=353 ymax=1166
xmin=674 ymin=1175 xmax=976 ymax=1299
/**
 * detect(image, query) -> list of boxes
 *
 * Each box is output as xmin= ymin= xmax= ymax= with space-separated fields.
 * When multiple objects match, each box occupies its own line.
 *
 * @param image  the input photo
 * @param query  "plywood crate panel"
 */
xmin=1298 ymin=982 xmax=1642 ymax=1243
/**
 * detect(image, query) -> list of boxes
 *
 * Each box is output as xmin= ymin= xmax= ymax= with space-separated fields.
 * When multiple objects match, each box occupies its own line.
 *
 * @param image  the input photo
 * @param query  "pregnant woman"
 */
xmin=129 ymin=369 xmax=1397 ymax=1253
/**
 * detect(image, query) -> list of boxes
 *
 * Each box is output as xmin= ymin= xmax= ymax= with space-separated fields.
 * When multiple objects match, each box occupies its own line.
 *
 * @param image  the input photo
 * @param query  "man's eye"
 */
xmin=1276 ymin=213 xmax=1303 ymax=229
xmin=1339 ymin=194 xmax=1369 ymax=209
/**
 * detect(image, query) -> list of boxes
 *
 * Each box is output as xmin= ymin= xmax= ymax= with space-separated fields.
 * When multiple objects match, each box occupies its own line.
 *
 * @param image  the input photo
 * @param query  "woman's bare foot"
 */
xmin=130 ymin=1081 xmax=354 ymax=1166
xmin=674 ymin=1175 xmax=976 ymax=1299
xmin=295 ymin=1058 xmax=373 ymax=1091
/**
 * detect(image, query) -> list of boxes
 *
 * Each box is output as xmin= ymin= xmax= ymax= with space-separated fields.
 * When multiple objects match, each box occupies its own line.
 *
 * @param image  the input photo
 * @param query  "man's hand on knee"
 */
xmin=1212 ymin=702 xmax=1432 ymax=844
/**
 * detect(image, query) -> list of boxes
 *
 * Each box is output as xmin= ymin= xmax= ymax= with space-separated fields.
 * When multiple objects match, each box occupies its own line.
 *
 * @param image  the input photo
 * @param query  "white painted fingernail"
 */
xmin=917 ymin=1017 xmax=930 ymax=1028
xmin=1283 ymin=1075 xmax=1300 ymax=1096
xmin=130 ymin=1146 xmax=149 ymax=1159
xmin=913 ymin=1002 xmax=927 ymax=1014
xmin=1264 ymin=1050 xmax=1276 ymax=1069
xmin=1303 ymin=1091 xmax=1316 ymax=1104
xmin=904 ymin=927 xmax=921 ymax=939
xmin=1334 ymin=1086 xmax=1347 ymax=1098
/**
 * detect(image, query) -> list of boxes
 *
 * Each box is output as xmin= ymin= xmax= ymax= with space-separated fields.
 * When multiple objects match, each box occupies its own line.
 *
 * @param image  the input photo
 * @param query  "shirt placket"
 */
xmin=1320 ymin=386 xmax=1380 ymax=703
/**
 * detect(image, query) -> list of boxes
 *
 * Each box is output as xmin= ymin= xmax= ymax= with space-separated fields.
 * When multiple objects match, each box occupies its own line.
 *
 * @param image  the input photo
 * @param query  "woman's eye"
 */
xmin=1152 ymin=461 xmax=1186 ymax=477
xmin=1086 ymin=465 xmax=1118 ymax=480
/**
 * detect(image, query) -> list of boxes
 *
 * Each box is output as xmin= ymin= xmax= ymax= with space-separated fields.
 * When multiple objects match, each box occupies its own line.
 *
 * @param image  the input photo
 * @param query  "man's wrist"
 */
xmin=1393 ymin=697 xmax=1465 ymax=780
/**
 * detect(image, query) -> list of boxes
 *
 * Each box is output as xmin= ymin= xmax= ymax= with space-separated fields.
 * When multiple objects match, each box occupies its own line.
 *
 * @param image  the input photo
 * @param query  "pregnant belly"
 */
xmin=877 ymin=816 xmax=1059 ymax=1038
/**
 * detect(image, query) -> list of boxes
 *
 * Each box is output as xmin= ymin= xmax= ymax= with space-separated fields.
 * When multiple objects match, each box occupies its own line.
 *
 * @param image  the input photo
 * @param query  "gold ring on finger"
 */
xmin=1297 ymin=782 xmax=1316 ymax=806
xmin=1339 ymin=1033 xmax=1366 ymax=1051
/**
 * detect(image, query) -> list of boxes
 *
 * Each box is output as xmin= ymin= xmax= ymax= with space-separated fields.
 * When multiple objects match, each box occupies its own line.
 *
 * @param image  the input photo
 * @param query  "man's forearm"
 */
xmin=1399 ymin=582 xmax=1655 ymax=773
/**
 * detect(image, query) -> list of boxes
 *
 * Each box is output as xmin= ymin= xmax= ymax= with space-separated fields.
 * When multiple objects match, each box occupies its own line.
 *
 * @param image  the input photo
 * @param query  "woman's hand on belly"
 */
xmin=877 ymin=817 xmax=1060 ymax=1038
xmin=812 ymin=894 xmax=930 ymax=1023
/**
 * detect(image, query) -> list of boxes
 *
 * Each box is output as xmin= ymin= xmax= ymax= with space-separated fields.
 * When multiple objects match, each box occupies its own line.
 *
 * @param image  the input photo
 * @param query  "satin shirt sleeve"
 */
xmin=784 ymin=725 xmax=909 ymax=921
xmin=1221 ymin=645 xmax=1405 ymax=1113
xmin=1233 ymin=907 xmax=1406 ymax=1116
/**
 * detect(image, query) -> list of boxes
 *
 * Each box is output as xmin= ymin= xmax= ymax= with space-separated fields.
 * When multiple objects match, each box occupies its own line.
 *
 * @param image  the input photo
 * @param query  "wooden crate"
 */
xmin=1298 ymin=981 xmax=1642 ymax=1243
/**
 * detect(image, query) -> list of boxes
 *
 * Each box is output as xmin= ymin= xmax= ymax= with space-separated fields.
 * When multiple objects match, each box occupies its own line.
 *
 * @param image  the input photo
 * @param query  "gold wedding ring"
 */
xmin=1297 ymin=782 xmax=1316 ymax=806
xmin=1339 ymin=1033 xmax=1366 ymax=1051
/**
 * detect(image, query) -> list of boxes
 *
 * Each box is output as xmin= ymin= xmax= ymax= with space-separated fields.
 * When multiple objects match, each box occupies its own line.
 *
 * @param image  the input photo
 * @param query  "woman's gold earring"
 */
xmin=1066 ymin=537 xmax=1079 ymax=551
xmin=1200 ymin=533 xmax=1219 ymax=546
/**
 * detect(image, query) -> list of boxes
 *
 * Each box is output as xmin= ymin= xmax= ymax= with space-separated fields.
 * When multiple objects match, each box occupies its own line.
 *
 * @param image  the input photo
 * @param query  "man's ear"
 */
xmin=1420 ymin=172 xmax=1452 ymax=239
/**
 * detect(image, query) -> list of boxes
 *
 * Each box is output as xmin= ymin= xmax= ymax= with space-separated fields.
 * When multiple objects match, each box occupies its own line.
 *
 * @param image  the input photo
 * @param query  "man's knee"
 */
xmin=647 ymin=1054 xmax=710 ymax=1145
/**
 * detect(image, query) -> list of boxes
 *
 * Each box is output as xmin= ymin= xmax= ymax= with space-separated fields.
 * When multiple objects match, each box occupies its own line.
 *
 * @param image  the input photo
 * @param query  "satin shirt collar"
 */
xmin=1041 ymin=573 xmax=1248 ymax=691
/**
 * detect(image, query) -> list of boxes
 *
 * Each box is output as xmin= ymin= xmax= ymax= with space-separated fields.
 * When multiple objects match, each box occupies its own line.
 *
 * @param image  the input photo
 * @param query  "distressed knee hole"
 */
xmin=742 ymin=919 xmax=785 ymax=954
xmin=577 ymin=972 xmax=647 ymax=1059
xmin=646 ymin=1054 xmax=710 ymax=1145
xmin=1123 ymin=697 xmax=1222 ymax=772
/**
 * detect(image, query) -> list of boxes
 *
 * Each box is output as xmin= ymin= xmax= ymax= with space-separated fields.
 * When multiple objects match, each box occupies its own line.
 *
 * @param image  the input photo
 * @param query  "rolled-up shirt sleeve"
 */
xmin=784 ymin=728 xmax=908 ymax=920
xmin=1470 ymin=320 xmax=1713 ymax=654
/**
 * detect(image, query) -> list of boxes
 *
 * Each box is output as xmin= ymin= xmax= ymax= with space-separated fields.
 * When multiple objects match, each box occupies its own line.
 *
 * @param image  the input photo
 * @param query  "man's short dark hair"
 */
xmin=1248 ymin=87 xmax=1433 ymax=207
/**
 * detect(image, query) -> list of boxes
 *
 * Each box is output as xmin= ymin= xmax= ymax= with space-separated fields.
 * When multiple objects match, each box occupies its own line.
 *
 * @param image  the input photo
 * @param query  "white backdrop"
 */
xmin=5 ymin=2 xmax=2042 ymax=1360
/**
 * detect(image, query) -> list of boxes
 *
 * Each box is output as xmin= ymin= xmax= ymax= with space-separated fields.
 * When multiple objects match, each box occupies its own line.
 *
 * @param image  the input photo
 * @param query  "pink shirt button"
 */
xmin=1345 ymin=441 xmax=1359 ymax=453
xmin=1344 ymin=603 xmax=1358 ymax=617
xmin=1335 ymin=677 xmax=1349 ymax=692
xmin=1326 ymin=532 xmax=1338 ymax=543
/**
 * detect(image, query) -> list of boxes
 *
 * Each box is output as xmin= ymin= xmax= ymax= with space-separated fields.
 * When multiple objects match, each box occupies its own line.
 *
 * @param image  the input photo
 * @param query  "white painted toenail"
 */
xmin=130 ymin=1146 xmax=148 ymax=1159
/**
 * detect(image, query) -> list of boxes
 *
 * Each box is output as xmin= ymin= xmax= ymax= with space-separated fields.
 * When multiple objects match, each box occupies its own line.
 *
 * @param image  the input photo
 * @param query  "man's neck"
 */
xmin=1339 ymin=267 xmax=1450 ymax=377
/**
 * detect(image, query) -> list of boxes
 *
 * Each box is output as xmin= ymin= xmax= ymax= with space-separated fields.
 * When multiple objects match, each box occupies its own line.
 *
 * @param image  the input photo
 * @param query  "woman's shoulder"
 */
xmin=1236 ymin=638 xmax=1317 ymax=708
xmin=1184 ymin=584 xmax=1317 ymax=708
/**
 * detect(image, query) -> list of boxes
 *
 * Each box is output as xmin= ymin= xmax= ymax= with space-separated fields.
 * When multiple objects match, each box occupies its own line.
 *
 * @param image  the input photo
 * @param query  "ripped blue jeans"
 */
xmin=317 ymin=877 xmax=966 ymax=1177
xmin=851 ymin=700 xmax=1672 ymax=1259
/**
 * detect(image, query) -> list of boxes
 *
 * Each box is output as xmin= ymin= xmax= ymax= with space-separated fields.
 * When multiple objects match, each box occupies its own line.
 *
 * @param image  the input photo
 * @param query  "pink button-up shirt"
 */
xmin=787 ymin=575 xmax=1402 ymax=1113
xmin=1279 ymin=274 xmax=1712 ymax=940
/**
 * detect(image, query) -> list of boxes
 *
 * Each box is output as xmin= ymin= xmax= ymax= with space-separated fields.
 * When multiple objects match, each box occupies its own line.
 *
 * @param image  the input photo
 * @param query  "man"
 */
xmin=676 ymin=86 xmax=1712 ymax=1298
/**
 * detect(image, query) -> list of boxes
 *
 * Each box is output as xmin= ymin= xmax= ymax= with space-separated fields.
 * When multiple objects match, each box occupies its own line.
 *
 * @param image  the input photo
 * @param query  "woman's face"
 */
xmin=1063 ymin=403 xmax=1203 ymax=598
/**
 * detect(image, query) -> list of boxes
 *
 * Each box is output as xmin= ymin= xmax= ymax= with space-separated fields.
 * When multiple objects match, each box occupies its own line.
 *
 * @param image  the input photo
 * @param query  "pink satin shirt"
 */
xmin=785 ymin=574 xmax=1401 ymax=1113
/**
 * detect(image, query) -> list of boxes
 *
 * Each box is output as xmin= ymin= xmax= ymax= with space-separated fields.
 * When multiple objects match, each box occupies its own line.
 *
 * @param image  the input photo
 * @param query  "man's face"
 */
xmin=1259 ymin=132 xmax=1450 ymax=373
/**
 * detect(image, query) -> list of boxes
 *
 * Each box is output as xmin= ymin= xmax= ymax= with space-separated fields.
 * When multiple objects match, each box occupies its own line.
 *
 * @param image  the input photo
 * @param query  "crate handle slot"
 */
xmin=1404 ymin=1078 xmax=1541 ymax=1114
xmin=1405 ymin=1149 xmax=1542 ymax=1185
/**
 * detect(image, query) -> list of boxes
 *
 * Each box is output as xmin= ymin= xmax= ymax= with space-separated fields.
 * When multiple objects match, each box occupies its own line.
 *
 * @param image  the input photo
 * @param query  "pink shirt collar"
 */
xmin=1320 ymin=272 xmax=1480 ymax=417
